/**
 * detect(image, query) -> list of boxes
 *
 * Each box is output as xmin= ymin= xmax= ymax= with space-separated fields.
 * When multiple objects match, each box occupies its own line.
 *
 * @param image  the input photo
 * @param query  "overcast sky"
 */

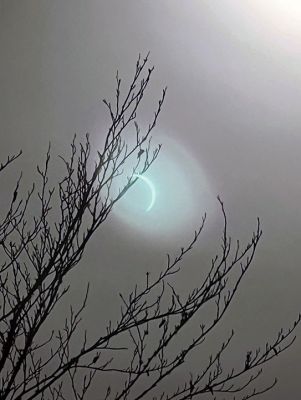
xmin=1 ymin=1 xmax=301 ymax=399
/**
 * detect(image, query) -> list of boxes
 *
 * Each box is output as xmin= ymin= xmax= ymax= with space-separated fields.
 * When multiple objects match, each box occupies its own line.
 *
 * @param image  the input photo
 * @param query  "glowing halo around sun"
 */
xmin=132 ymin=174 xmax=156 ymax=212
xmin=110 ymin=134 xmax=215 ymax=243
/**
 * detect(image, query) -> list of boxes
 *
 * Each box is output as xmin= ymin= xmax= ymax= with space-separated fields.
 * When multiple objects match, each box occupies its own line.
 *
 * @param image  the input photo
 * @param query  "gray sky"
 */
xmin=1 ymin=1 xmax=301 ymax=399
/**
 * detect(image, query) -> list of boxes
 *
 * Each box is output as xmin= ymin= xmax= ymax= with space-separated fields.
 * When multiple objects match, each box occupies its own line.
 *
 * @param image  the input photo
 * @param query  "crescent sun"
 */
xmin=133 ymin=174 xmax=156 ymax=212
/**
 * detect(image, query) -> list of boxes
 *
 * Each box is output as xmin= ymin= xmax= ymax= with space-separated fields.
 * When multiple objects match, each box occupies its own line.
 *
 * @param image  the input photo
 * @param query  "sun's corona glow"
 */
xmin=110 ymin=135 xmax=214 ymax=243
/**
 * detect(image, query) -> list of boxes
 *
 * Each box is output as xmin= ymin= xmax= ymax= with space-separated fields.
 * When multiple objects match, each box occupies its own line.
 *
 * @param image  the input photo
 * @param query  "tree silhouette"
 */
xmin=0 ymin=55 xmax=299 ymax=400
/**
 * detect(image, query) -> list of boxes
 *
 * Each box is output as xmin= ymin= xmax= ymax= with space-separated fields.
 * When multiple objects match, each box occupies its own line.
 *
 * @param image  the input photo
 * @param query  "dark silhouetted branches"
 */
xmin=0 ymin=55 xmax=299 ymax=400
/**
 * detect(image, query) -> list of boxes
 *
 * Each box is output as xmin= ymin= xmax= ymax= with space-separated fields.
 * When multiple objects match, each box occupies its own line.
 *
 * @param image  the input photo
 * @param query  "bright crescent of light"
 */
xmin=133 ymin=174 xmax=156 ymax=212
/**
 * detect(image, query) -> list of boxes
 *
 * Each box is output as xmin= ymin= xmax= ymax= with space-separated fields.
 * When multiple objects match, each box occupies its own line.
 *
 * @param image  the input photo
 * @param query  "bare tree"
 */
xmin=0 ymin=55 xmax=299 ymax=400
